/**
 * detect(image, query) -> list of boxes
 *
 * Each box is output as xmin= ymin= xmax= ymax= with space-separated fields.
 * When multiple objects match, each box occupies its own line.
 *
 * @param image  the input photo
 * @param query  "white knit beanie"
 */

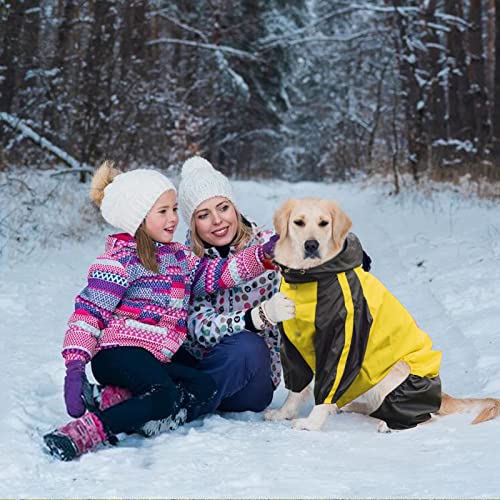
xmin=178 ymin=156 xmax=235 ymax=224
xmin=100 ymin=169 xmax=176 ymax=236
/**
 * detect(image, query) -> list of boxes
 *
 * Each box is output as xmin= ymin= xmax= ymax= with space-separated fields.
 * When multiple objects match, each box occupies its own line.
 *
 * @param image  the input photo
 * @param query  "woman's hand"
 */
xmin=262 ymin=234 xmax=280 ymax=259
xmin=251 ymin=292 xmax=295 ymax=329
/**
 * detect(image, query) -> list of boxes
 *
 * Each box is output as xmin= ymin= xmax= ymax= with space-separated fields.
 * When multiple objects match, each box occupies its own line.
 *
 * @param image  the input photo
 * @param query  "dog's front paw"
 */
xmin=292 ymin=417 xmax=322 ymax=431
xmin=264 ymin=408 xmax=295 ymax=421
xmin=377 ymin=420 xmax=392 ymax=433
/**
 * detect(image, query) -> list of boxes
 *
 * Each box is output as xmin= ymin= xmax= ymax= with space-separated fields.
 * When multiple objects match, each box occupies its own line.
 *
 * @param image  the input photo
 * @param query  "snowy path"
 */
xmin=2 ymin=180 xmax=500 ymax=498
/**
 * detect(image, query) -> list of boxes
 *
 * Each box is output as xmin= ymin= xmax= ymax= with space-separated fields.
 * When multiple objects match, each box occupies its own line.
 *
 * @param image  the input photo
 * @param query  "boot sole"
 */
xmin=43 ymin=433 xmax=79 ymax=461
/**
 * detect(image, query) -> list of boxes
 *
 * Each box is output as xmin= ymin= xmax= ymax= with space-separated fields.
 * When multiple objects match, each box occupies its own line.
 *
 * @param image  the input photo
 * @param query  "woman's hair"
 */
xmin=189 ymin=201 xmax=253 ymax=257
xmin=135 ymin=222 xmax=159 ymax=273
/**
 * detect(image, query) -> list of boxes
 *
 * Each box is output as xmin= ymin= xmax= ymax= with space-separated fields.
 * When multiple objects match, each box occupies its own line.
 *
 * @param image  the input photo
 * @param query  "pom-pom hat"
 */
xmin=100 ymin=169 xmax=176 ymax=236
xmin=178 ymin=156 xmax=235 ymax=224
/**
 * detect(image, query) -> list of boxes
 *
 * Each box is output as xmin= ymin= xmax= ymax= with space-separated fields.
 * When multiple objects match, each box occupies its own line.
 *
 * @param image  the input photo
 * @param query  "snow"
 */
xmin=1 ymin=175 xmax=500 ymax=498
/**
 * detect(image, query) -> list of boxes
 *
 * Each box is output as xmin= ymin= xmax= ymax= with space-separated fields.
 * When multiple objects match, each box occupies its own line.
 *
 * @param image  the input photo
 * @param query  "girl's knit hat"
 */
xmin=90 ymin=161 xmax=176 ymax=236
xmin=178 ymin=156 xmax=235 ymax=224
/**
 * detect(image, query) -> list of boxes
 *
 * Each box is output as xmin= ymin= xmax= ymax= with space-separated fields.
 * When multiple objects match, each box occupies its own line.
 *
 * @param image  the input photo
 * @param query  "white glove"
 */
xmin=251 ymin=292 xmax=295 ymax=330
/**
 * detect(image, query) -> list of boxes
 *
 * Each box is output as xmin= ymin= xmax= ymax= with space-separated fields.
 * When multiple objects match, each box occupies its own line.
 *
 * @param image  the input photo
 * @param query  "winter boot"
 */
xmin=43 ymin=412 xmax=113 ymax=461
xmin=99 ymin=385 xmax=133 ymax=411
xmin=138 ymin=408 xmax=188 ymax=437
xmin=82 ymin=382 xmax=133 ymax=412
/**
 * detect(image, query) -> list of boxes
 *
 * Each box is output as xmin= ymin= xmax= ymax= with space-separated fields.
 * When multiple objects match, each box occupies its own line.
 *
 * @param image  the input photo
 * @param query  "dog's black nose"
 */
xmin=304 ymin=239 xmax=319 ymax=253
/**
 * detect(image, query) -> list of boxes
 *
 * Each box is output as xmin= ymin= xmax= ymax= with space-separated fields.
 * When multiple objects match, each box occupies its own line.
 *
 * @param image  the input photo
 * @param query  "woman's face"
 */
xmin=144 ymin=189 xmax=179 ymax=243
xmin=194 ymin=196 xmax=238 ymax=247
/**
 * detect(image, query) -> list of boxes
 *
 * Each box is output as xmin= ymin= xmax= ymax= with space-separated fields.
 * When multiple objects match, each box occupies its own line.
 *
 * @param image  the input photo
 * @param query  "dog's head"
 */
xmin=273 ymin=198 xmax=352 ymax=269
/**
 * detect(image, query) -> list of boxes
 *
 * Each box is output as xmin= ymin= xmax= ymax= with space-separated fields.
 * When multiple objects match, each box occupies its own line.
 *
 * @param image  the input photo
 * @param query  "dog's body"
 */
xmin=265 ymin=198 xmax=500 ymax=431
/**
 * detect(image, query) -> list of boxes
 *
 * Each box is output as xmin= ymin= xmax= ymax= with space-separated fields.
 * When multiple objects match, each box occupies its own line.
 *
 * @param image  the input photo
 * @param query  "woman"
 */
xmin=176 ymin=156 xmax=295 ymax=414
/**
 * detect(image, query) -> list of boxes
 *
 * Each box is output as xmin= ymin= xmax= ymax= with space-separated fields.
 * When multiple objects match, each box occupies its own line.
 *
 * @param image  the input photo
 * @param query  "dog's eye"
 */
xmin=293 ymin=220 xmax=305 ymax=227
xmin=318 ymin=220 xmax=329 ymax=227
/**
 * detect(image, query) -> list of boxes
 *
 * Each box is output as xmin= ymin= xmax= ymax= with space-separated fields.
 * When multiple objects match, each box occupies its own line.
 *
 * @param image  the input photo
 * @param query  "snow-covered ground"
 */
xmin=1 ymin=175 xmax=500 ymax=498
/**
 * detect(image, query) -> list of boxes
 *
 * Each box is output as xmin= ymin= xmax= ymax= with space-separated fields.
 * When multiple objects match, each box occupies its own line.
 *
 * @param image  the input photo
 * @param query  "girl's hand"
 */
xmin=64 ymin=360 xmax=88 ymax=418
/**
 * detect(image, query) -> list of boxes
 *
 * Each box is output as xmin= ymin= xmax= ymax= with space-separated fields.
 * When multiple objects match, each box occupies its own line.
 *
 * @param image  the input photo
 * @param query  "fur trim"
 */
xmin=90 ymin=161 xmax=121 ymax=207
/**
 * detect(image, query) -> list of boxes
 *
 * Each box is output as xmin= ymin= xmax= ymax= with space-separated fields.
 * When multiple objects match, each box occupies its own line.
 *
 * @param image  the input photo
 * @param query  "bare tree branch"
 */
xmin=147 ymin=37 xmax=260 ymax=61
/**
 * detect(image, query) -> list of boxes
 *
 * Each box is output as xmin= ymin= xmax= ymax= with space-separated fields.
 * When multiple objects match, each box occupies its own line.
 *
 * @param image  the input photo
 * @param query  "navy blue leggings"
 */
xmin=91 ymin=346 xmax=216 ymax=434
xmin=174 ymin=331 xmax=274 ymax=417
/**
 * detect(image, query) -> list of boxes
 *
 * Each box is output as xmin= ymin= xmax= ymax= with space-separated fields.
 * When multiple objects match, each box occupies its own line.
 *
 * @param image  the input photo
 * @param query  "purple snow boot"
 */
xmin=43 ymin=412 xmax=112 ymax=461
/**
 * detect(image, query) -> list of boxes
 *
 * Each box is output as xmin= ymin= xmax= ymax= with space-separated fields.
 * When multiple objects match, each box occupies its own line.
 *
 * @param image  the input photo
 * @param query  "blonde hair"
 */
xmin=135 ymin=222 xmax=159 ymax=273
xmin=190 ymin=202 xmax=253 ymax=257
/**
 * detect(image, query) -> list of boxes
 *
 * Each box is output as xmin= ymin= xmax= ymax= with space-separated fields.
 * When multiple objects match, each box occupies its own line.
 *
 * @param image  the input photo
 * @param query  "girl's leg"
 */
xmin=43 ymin=347 xmax=194 ymax=461
xmin=196 ymin=331 xmax=274 ymax=414
xmin=166 ymin=362 xmax=217 ymax=421
xmin=139 ymin=363 xmax=217 ymax=435
xmin=91 ymin=346 xmax=182 ymax=434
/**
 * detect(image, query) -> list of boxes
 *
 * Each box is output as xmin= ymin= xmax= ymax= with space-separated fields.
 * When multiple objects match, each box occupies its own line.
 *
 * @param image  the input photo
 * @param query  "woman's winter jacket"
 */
xmin=182 ymin=224 xmax=282 ymax=388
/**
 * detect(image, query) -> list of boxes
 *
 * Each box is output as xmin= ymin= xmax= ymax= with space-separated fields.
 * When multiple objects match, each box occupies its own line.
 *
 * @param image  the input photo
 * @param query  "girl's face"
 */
xmin=144 ymin=189 xmax=179 ymax=243
xmin=194 ymin=196 xmax=238 ymax=247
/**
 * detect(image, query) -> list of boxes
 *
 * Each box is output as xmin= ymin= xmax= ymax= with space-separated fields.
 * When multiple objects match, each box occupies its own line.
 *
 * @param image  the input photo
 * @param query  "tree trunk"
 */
xmin=388 ymin=0 xmax=426 ymax=180
xmin=77 ymin=0 xmax=117 ymax=176
xmin=494 ymin=0 xmax=500 ymax=155
xmin=120 ymin=0 xmax=148 ymax=79
xmin=486 ymin=0 xmax=495 ymax=147
xmin=467 ymin=0 xmax=488 ymax=154
xmin=445 ymin=0 xmax=470 ymax=139
xmin=0 ymin=2 xmax=25 ymax=113
xmin=422 ymin=0 xmax=446 ymax=144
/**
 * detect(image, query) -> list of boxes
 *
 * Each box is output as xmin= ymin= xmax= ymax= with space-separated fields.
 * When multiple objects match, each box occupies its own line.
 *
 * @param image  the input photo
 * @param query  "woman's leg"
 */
xmin=196 ymin=331 xmax=274 ymax=414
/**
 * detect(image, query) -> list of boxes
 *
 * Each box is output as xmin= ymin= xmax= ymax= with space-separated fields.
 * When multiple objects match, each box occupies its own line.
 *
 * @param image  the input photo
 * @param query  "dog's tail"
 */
xmin=438 ymin=392 xmax=500 ymax=424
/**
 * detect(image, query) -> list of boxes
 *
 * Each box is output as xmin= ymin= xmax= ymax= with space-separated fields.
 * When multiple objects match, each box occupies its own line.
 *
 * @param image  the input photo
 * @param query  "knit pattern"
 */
xmin=62 ymin=233 xmax=266 ymax=365
xmin=182 ymin=226 xmax=282 ymax=388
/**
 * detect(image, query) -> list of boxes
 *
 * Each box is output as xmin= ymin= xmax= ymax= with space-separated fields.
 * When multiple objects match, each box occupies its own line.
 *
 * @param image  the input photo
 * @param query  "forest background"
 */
xmin=2 ymin=0 xmax=500 ymax=192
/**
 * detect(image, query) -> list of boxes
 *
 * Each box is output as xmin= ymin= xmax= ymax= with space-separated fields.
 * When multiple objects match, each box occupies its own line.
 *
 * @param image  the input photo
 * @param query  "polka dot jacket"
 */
xmin=182 ymin=224 xmax=282 ymax=389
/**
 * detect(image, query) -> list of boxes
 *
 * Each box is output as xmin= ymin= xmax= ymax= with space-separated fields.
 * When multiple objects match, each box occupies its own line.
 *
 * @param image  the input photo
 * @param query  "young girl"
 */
xmin=43 ymin=161 xmax=278 ymax=461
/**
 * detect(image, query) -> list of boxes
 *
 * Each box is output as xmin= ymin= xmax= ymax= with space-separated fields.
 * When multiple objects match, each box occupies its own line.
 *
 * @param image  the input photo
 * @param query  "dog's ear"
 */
xmin=329 ymin=201 xmax=352 ymax=246
xmin=273 ymin=199 xmax=296 ymax=240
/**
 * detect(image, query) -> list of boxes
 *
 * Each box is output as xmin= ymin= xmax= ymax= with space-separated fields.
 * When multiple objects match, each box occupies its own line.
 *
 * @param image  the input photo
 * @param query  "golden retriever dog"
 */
xmin=265 ymin=197 xmax=500 ymax=432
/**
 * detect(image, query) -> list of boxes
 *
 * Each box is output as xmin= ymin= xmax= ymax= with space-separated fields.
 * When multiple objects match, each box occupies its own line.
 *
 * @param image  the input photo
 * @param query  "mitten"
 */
xmin=250 ymin=292 xmax=295 ymax=330
xmin=64 ymin=360 xmax=87 ymax=418
xmin=262 ymin=234 xmax=280 ymax=259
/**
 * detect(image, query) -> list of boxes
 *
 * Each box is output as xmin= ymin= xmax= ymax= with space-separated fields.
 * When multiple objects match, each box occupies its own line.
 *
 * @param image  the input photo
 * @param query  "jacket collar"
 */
xmin=275 ymin=233 xmax=364 ymax=283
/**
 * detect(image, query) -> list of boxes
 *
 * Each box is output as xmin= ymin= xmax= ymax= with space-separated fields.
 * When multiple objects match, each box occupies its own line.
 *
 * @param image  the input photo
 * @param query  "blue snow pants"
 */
xmin=173 ymin=331 xmax=274 ymax=418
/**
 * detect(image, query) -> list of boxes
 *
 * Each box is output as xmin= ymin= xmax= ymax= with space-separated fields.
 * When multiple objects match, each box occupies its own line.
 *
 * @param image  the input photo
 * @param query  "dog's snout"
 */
xmin=304 ymin=240 xmax=319 ymax=253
